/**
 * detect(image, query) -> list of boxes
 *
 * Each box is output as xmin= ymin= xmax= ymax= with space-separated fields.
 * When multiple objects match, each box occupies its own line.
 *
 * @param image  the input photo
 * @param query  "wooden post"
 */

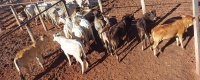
xmin=98 ymin=0 xmax=103 ymax=13
xmin=140 ymin=0 xmax=146 ymax=14
xmin=25 ymin=22 xmax=35 ymax=42
xmin=34 ymin=3 xmax=47 ymax=31
xmin=9 ymin=3 xmax=23 ymax=30
xmin=61 ymin=0 xmax=70 ymax=18
xmin=192 ymin=0 xmax=200 ymax=76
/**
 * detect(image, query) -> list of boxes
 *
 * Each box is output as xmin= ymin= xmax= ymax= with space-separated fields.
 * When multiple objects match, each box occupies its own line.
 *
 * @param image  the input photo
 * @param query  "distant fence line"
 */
xmin=0 ymin=0 xmax=68 ymax=42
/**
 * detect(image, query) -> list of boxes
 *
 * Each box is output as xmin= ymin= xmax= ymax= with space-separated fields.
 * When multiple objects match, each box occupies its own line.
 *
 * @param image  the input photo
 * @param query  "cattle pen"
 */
xmin=0 ymin=0 xmax=200 ymax=80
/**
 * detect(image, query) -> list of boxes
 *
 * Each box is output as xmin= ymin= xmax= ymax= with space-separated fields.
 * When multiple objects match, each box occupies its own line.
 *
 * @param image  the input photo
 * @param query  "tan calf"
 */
xmin=14 ymin=35 xmax=48 ymax=80
xmin=151 ymin=15 xmax=194 ymax=57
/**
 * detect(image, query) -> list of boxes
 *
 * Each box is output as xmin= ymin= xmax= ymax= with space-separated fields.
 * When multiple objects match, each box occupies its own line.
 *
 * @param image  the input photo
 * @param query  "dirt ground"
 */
xmin=0 ymin=0 xmax=199 ymax=80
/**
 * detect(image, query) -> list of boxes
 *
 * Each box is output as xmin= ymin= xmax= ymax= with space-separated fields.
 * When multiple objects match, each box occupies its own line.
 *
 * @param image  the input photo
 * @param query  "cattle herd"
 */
xmin=12 ymin=0 xmax=194 ymax=80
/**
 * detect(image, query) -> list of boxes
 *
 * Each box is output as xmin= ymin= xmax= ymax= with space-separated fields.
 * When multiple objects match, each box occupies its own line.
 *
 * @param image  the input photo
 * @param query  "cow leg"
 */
xmin=83 ymin=52 xmax=89 ymax=69
xmin=15 ymin=60 xmax=25 ymax=80
xmin=176 ymin=37 xmax=179 ymax=46
xmin=152 ymin=41 xmax=159 ymax=57
xmin=36 ymin=54 xmax=44 ymax=69
xmin=76 ymin=57 xmax=84 ymax=74
xmin=144 ymin=34 xmax=149 ymax=50
xmin=115 ymin=51 xmax=119 ymax=62
xmin=142 ymin=39 xmax=145 ymax=51
xmin=24 ymin=65 xmax=31 ymax=76
xmin=138 ymin=30 xmax=145 ymax=51
xmin=178 ymin=35 xmax=185 ymax=49
xmin=64 ymin=51 xmax=71 ymax=66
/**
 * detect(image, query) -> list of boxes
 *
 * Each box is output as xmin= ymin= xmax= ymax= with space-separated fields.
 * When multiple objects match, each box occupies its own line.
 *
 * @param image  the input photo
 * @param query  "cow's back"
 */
xmin=152 ymin=23 xmax=178 ymax=41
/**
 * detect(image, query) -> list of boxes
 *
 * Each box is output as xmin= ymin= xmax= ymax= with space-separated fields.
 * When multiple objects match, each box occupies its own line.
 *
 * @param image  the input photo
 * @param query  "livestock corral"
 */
xmin=0 ymin=0 xmax=199 ymax=80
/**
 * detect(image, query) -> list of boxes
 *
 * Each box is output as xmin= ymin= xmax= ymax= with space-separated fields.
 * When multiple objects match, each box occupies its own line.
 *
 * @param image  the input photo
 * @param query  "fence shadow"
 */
xmin=154 ymin=3 xmax=181 ymax=28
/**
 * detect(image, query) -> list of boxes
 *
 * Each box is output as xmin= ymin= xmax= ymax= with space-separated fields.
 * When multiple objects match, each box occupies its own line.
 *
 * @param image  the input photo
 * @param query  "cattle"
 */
xmin=17 ymin=11 xmax=25 ymax=22
xmin=13 ymin=35 xmax=48 ymax=80
xmin=151 ymin=15 xmax=194 ymax=57
xmin=93 ymin=11 xmax=112 ymax=54
xmin=58 ymin=17 xmax=73 ymax=39
xmin=24 ymin=4 xmax=38 ymax=25
xmin=47 ymin=7 xmax=61 ymax=28
xmin=71 ymin=16 xmax=91 ymax=50
xmin=136 ymin=10 xmax=157 ymax=51
xmin=75 ymin=12 xmax=96 ymax=44
xmin=35 ymin=2 xmax=53 ymax=23
xmin=53 ymin=32 xmax=89 ymax=74
xmin=101 ymin=13 xmax=135 ymax=62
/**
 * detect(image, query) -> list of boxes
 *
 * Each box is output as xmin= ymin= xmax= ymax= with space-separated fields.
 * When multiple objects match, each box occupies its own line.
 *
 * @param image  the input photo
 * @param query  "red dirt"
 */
xmin=0 ymin=0 xmax=199 ymax=80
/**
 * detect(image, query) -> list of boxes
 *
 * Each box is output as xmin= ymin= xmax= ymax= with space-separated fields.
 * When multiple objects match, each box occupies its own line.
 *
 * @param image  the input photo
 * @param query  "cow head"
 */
xmin=18 ymin=11 xmax=25 ymax=22
xmin=122 ymin=13 xmax=135 ymax=24
xmin=144 ymin=10 xmax=157 ymax=21
xmin=182 ymin=15 xmax=194 ymax=27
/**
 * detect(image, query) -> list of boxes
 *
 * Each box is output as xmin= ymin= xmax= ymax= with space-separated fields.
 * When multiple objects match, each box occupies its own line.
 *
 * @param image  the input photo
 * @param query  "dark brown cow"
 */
xmin=151 ymin=15 xmax=194 ymax=57
xmin=101 ymin=13 xmax=135 ymax=61
xmin=136 ymin=10 xmax=157 ymax=51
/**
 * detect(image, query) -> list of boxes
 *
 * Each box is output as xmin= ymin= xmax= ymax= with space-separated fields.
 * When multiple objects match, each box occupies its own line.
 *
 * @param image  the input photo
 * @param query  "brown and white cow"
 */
xmin=151 ymin=15 xmax=194 ymax=57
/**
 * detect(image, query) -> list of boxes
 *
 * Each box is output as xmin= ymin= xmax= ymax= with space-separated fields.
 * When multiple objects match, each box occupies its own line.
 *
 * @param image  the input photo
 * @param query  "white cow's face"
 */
xmin=18 ymin=13 xmax=25 ymax=22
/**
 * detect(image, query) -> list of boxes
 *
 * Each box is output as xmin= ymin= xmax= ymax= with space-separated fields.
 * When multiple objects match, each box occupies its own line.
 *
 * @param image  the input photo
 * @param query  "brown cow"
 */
xmin=151 ymin=15 xmax=194 ymax=57
xmin=14 ymin=35 xmax=48 ymax=80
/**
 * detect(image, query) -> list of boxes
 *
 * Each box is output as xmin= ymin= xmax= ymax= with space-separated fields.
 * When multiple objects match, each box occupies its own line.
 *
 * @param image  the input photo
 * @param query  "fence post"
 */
xmin=98 ymin=0 xmax=103 ymax=13
xmin=140 ymin=0 xmax=146 ymax=14
xmin=25 ymin=22 xmax=35 ymax=42
xmin=192 ymin=0 xmax=200 ymax=77
xmin=9 ymin=1 xmax=23 ymax=30
xmin=34 ymin=3 xmax=47 ymax=31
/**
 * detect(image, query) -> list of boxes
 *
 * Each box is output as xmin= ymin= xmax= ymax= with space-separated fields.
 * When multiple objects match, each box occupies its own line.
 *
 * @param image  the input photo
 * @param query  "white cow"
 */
xmin=53 ymin=32 xmax=89 ymax=74
xmin=72 ymin=19 xmax=91 ymax=49
xmin=24 ymin=4 xmax=38 ymax=25
xmin=58 ymin=17 xmax=73 ymax=39
xmin=75 ymin=12 xmax=96 ymax=43
xmin=47 ymin=7 xmax=61 ymax=28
